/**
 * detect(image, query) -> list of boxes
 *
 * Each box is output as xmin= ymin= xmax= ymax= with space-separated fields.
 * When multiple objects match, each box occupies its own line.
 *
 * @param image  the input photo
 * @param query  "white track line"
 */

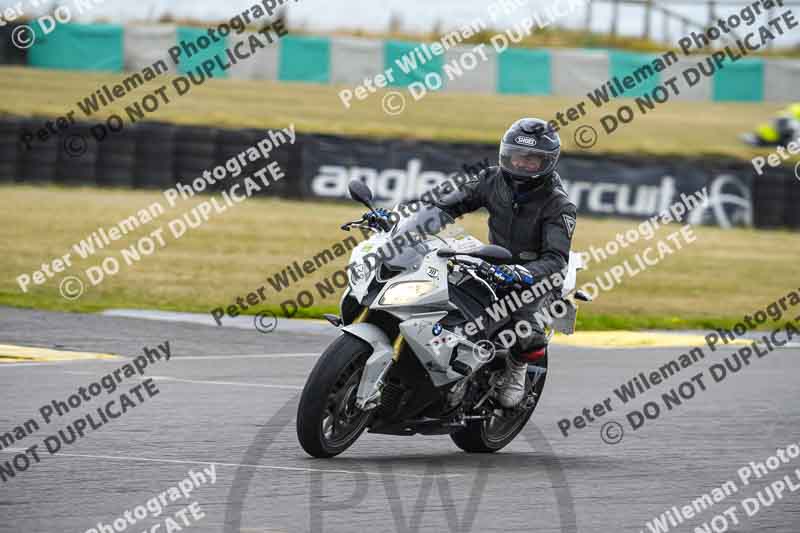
xmin=149 ymin=375 xmax=303 ymax=390
xmin=19 ymin=353 xmax=317 ymax=363
xmin=0 ymin=360 xmax=119 ymax=368
xmin=0 ymin=449 xmax=461 ymax=479
xmin=170 ymin=353 xmax=318 ymax=360
xmin=0 ymin=362 xmax=64 ymax=367
xmin=0 ymin=354 xmax=318 ymax=368
xmin=63 ymin=371 xmax=303 ymax=390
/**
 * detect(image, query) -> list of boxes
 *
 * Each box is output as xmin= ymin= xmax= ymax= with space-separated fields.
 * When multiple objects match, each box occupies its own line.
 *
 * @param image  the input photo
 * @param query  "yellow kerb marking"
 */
xmin=552 ymin=331 xmax=751 ymax=349
xmin=0 ymin=344 xmax=120 ymax=363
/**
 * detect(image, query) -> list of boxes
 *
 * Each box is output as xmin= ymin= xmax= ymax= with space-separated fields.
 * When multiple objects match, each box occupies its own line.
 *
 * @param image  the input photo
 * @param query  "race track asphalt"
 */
xmin=0 ymin=306 xmax=798 ymax=533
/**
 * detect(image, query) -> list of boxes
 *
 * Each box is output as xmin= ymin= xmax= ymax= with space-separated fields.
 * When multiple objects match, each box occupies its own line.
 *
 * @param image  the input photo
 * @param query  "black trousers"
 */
xmin=488 ymin=290 xmax=556 ymax=362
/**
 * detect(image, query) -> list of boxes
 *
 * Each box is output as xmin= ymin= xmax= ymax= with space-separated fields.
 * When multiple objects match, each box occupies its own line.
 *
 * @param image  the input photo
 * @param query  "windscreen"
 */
xmin=380 ymin=203 xmax=469 ymax=271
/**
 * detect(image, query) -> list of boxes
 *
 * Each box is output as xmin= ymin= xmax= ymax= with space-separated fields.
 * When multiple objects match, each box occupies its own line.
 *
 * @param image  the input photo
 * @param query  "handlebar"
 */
xmin=341 ymin=213 xmax=392 ymax=232
xmin=366 ymin=212 xmax=393 ymax=232
xmin=340 ymin=213 xmax=532 ymax=289
xmin=451 ymin=256 xmax=534 ymax=290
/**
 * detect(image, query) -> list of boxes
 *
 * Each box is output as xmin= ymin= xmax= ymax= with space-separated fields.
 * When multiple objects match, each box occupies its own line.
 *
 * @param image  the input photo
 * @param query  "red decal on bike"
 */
xmin=523 ymin=348 xmax=546 ymax=361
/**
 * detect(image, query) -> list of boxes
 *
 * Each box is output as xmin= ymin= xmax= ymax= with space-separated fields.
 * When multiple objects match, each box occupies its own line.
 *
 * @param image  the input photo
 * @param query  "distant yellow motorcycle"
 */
xmin=741 ymin=103 xmax=800 ymax=147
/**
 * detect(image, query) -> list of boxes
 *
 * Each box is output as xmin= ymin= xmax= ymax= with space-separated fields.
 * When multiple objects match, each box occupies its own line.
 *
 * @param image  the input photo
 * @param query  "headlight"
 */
xmin=379 ymin=281 xmax=434 ymax=306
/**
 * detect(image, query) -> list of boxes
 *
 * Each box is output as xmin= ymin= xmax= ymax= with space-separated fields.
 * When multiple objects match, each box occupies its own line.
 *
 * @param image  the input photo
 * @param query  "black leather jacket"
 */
xmin=436 ymin=166 xmax=577 ymax=280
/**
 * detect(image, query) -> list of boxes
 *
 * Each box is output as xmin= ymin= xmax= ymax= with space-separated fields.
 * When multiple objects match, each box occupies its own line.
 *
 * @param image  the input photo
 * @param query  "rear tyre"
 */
xmin=297 ymin=334 xmax=372 ymax=458
xmin=450 ymin=356 xmax=548 ymax=453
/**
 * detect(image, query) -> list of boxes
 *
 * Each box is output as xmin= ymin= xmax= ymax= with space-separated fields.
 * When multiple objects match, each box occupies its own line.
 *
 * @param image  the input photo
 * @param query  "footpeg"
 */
xmin=494 ymin=348 xmax=511 ymax=360
xmin=323 ymin=314 xmax=342 ymax=327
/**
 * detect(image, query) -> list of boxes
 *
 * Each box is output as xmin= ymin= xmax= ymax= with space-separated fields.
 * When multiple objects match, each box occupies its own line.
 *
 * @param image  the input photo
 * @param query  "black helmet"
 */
xmin=499 ymin=118 xmax=561 ymax=184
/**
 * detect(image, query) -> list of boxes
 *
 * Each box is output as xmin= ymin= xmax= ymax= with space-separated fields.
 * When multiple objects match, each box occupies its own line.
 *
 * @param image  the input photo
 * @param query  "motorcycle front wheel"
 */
xmin=296 ymin=333 xmax=372 ymax=458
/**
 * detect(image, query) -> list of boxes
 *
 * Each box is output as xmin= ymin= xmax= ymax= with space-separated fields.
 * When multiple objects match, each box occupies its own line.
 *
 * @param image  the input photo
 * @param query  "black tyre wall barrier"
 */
xmin=752 ymin=169 xmax=788 ymax=229
xmin=213 ymin=128 xmax=294 ymax=197
xmin=134 ymin=122 xmax=177 ymax=189
xmin=56 ymin=125 xmax=99 ymax=185
xmin=0 ymin=23 xmax=28 ymax=66
xmin=215 ymin=128 xmax=261 ymax=194
xmin=786 ymin=175 xmax=800 ymax=229
xmin=17 ymin=118 xmax=58 ymax=183
xmin=96 ymin=123 xmax=138 ymax=188
xmin=174 ymin=125 xmax=218 ymax=184
xmin=0 ymin=115 xmax=797 ymax=230
xmin=253 ymin=128 xmax=291 ymax=197
xmin=0 ymin=117 xmax=23 ymax=182
xmin=0 ymin=117 xmax=301 ymax=195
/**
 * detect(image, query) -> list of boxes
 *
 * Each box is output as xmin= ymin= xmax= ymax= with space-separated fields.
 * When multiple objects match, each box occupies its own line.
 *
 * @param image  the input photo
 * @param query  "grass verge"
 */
xmin=0 ymin=66 xmax=794 ymax=163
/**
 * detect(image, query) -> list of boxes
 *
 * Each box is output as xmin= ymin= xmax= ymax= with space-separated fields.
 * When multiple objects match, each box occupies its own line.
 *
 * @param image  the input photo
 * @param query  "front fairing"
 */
xmin=344 ymin=204 xmax=483 ymax=309
xmin=346 ymin=234 xmax=387 ymax=304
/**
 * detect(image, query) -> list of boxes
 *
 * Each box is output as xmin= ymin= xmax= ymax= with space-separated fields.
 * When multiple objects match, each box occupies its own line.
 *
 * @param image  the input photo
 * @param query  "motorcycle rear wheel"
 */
xmin=296 ymin=334 xmax=372 ymax=458
xmin=450 ymin=358 xmax=548 ymax=453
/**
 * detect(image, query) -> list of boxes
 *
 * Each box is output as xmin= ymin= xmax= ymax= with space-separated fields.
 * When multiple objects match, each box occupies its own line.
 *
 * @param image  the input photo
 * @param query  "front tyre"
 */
xmin=297 ymin=333 xmax=372 ymax=458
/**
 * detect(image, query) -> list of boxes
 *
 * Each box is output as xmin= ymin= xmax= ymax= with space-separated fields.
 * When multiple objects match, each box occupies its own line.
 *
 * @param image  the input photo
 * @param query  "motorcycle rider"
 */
xmin=433 ymin=118 xmax=578 ymax=408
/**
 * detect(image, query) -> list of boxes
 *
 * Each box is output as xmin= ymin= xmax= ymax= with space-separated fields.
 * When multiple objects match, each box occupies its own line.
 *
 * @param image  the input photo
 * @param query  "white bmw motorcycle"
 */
xmin=297 ymin=180 xmax=588 ymax=457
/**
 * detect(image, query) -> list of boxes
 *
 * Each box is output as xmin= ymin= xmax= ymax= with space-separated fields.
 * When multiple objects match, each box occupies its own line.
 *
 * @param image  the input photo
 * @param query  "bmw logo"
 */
xmin=432 ymin=323 xmax=443 ymax=336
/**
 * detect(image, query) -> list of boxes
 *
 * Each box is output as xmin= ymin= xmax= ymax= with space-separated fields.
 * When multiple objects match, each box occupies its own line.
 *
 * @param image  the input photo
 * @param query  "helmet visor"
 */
xmin=499 ymin=143 xmax=557 ymax=178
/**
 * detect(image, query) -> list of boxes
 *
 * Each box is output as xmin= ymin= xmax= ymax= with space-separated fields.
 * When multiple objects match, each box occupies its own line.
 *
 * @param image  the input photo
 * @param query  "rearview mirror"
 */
xmin=472 ymin=245 xmax=513 ymax=261
xmin=348 ymin=180 xmax=374 ymax=207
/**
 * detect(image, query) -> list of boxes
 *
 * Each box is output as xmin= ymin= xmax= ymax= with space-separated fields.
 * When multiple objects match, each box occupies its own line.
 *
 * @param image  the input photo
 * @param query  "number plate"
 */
xmin=551 ymin=300 xmax=578 ymax=335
